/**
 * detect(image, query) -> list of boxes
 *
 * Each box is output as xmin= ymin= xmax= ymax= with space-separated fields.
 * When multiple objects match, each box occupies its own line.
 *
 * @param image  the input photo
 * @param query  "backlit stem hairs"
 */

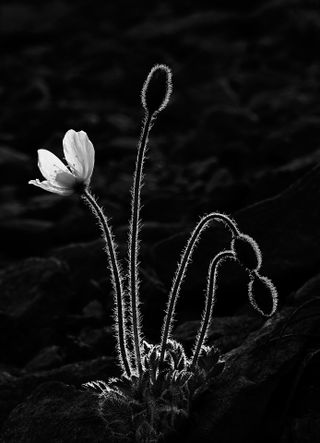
xmin=159 ymin=213 xmax=240 ymax=366
xmin=128 ymin=113 xmax=153 ymax=376
xmin=191 ymin=250 xmax=235 ymax=369
xmin=128 ymin=65 xmax=172 ymax=376
xmin=82 ymin=189 xmax=132 ymax=377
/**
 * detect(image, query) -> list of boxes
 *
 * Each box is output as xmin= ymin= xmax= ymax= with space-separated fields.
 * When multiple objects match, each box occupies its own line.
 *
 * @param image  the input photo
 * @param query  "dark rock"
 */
xmin=174 ymin=315 xmax=263 ymax=354
xmin=20 ymin=356 xmax=116 ymax=390
xmin=282 ymin=415 xmax=320 ymax=443
xmin=181 ymin=297 xmax=320 ymax=442
xmin=0 ymin=257 xmax=73 ymax=364
xmin=280 ymin=347 xmax=320 ymax=443
xmin=142 ymin=193 xmax=196 ymax=223
xmin=235 ymin=163 xmax=320 ymax=285
xmin=0 ymin=146 xmax=31 ymax=185
xmin=0 ymin=258 xmax=73 ymax=324
xmin=1 ymin=277 xmax=319 ymax=442
xmin=25 ymin=194 xmax=70 ymax=221
xmin=51 ymin=240 xmax=106 ymax=284
xmin=199 ymin=105 xmax=259 ymax=147
xmin=0 ymin=218 xmax=55 ymax=258
xmin=0 ymin=382 xmax=111 ymax=443
xmin=0 ymin=257 xmax=71 ymax=322
xmin=24 ymin=345 xmax=64 ymax=372
xmin=0 ymin=371 xmax=21 ymax=430
xmin=82 ymin=300 xmax=105 ymax=320
xmin=0 ymin=356 xmax=115 ymax=430
xmin=50 ymin=240 xmax=114 ymax=310
xmin=72 ymin=325 xmax=114 ymax=359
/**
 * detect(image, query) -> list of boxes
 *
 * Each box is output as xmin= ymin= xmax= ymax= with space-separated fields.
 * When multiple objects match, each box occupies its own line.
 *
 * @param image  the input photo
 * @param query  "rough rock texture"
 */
xmin=183 ymin=305 xmax=319 ymax=442
xmin=0 ymin=357 xmax=116 ymax=430
xmin=1 ymin=382 xmax=111 ymax=443
xmin=1 ymin=280 xmax=319 ymax=442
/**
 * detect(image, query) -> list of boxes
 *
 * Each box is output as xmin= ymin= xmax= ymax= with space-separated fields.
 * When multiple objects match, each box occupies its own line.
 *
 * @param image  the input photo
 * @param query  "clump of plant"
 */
xmin=29 ymin=65 xmax=278 ymax=442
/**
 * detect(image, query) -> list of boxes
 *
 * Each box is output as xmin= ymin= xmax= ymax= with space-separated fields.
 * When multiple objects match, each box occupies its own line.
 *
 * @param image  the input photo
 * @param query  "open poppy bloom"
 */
xmin=29 ymin=129 xmax=95 ymax=195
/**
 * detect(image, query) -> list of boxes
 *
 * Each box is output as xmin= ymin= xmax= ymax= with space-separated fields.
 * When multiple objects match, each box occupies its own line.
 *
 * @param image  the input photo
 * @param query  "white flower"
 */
xmin=29 ymin=129 xmax=95 ymax=195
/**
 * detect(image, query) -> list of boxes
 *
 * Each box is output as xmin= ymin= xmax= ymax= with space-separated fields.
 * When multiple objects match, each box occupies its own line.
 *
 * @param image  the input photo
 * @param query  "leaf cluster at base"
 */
xmin=83 ymin=339 xmax=224 ymax=442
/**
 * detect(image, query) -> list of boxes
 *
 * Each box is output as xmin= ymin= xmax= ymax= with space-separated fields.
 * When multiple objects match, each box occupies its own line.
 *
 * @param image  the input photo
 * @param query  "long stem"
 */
xmin=191 ymin=250 xmax=235 ymax=369
xmin=82 ymin=189 xmax=131 ymax=378
xmin=159 ymin=213 xmax=239 ymax=365
xmin=128 ymin=112 xmax=153 ymax=376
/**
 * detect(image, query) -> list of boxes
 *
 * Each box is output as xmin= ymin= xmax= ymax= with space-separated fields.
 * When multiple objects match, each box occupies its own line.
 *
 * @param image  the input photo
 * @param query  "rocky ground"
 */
xmin=1 ymin=0 xmax=320 ymax=441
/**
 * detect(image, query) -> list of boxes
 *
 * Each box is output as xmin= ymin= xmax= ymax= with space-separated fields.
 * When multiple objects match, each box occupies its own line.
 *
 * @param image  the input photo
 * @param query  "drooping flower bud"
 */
xmin=141 ymin=64 xmax=173 ymax=116
xmin=231 ymin=233 xmax=262 ymax=272
xmin=248 ymin=272 xmax=278 ymax=317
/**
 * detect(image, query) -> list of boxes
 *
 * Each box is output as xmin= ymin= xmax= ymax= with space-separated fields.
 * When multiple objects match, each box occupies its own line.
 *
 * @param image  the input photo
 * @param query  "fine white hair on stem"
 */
xmin=82 ymin=189 xmax=132 ymax=377
xmin=191 ymin=250 xmax=235 ymax=368
xmin=159 ymin=212 xmax=240 ymax=366
xmin=127 ymin=113 xmax=153 ymax=377
xmin=127 ymin=65 xmax=173 ymax=377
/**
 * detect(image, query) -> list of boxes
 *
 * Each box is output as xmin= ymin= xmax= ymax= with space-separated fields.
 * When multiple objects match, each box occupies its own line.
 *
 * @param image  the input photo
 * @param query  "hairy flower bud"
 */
xmin=248 ymin=272 xmax=278 ymax=317
xmin=231 ymin=233 xmax=262 ymax=272
xmin=141 ymin=64 xmax=172 ymax=115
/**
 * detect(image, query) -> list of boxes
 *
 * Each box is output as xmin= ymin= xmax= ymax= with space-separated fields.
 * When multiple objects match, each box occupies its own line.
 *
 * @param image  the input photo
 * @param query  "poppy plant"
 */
xmin=28 ymin=65 xmax=279 ymax=441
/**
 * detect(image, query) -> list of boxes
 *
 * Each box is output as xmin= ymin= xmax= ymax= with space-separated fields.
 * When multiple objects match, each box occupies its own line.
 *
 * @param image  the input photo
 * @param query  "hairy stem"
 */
xmin=191 ymin=250 xmax=235 ymax=369
xmin=82 ymin=189 xmax=131 ymax=377
xmin=128 ymin=112 xmax=153 ymax=376
xmin=159 ymin=213 xmax=239 ymax=365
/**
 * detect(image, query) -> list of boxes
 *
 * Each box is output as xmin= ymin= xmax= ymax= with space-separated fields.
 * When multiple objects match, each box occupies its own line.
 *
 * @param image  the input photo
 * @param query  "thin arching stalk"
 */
xmin=159 ymin=213 xmax=239 ymax=366
xmin=82 ymin=189 xmax=131 ymax=378
xmin=191 ymin=250 xmax=235 ymax=369
xmin=128 ymin=112 xmax=153 ymax=376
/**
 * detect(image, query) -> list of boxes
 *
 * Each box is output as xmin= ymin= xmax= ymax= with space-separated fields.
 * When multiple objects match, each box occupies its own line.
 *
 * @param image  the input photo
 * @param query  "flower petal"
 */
xmin=63 ymin=130 xmax=95 ymax=184
xmin=38 ymin=149 xmax=76 ymax=188
xmin=29 ymin=179 xmax=73 ymax=195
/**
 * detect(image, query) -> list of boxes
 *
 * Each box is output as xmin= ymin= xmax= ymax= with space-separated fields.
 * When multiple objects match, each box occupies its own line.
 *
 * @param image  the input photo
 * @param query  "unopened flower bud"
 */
xmin=248 ymin=272 xmax=278 ymax=317
xmin=231 ymin=233 xmax=262 ymax=272
xmin=141 ymin=64 xmax=172 ymax=116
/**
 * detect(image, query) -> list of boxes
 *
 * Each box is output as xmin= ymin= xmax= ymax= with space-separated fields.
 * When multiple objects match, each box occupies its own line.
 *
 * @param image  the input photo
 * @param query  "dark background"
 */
xmin=1 ymin=1 xmax=320 ymax=441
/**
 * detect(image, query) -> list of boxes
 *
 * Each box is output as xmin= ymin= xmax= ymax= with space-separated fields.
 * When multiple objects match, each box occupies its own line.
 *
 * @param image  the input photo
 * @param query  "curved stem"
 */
xmin=159 ymin=213 xmax=239 ymax=365
xmin=128 ymin=112 xmax=154 ymax=376
xmin=82 ymin=189 xmax=131 ymax=378
xmin=191 ymin=250 xmax=235 ymax=369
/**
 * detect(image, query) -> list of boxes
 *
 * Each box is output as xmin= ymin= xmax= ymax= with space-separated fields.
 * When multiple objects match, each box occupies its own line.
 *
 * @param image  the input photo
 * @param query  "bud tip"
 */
xmin=141 ymin=64 xmax=173 ymax=115
xmin=248 ymin=272 xmax=278 ymax=317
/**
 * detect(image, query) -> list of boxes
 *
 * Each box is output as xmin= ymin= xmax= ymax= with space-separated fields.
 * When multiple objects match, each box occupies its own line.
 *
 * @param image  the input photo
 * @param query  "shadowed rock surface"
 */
xmin=1 ymin=278 xmax=319 ymax=443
